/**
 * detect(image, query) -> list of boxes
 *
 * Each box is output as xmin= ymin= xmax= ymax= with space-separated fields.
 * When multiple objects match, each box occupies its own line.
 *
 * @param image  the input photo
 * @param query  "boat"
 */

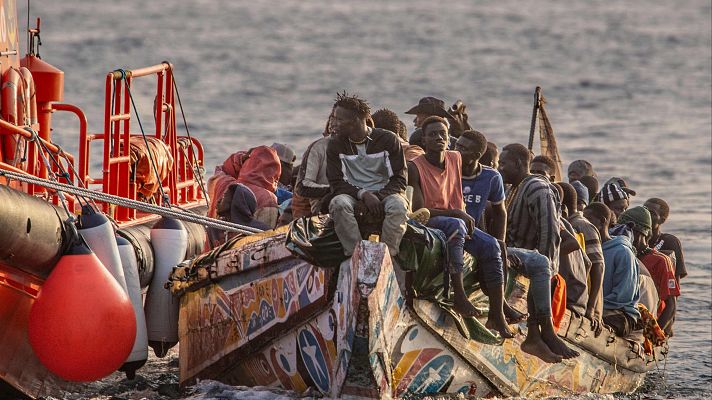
xmin=0 ymin=0 xmax=667 ymax=398
xmin=172 ymin=220 xmax=666 ymax=398
xmin=0 ymin=0 xmax=211 ymax=397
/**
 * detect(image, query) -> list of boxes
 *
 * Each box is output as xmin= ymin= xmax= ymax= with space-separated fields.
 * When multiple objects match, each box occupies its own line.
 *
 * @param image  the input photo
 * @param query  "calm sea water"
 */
xmin=18 ymin=0 xmax=711 ymax=398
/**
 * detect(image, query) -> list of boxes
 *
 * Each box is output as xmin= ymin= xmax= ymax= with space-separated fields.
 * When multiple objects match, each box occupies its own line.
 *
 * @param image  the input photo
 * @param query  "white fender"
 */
xmin=144 ymin=217 xmax=187 ymax=357
xmin=117 ymin=235 xmax=148 ymax=378
xmin=77 ymin=210 xmax=128 ymax=293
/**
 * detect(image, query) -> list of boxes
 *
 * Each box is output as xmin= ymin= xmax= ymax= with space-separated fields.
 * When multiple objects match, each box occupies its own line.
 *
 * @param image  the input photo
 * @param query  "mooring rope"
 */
xmin=0 ymin=168 xmax=263 ymax=235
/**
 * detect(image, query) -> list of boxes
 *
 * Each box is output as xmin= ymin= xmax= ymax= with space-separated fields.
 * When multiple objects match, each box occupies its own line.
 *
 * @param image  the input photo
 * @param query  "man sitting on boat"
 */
xmin=294 ymin=108 xmax=337 ymax=218
xmin=499 ymin=143 xmax=579 ymax=362
xmin=271 ymin=143 xmax=296 ymax=202
xmin=598 ymin=178 xmax=635 ymax=223
xmin=406 ymin=97 xmax=455 ymax=150
xmin=407 ymin=116 xmax=481 ymax=318
xmin=207 ymin=145 xmax=282 ymax=231
xmin=557 ymin=182 xmax=594 ymax=320
xmin=455 ymin=129 xmax=525 ymax=334
xmin=371 ymin=108 xmax=424 ymax=162
xmin=584 ymin=202 xmax=642 ymax=337
xmin=326 ymin=92 xmax=409 ymax=257
xmin=644 ymin=197 xmax=684 ymax=336
xmin=567 ymin=159 xmax=597 ymax=183
xmin=568 ymin=180 xmax=606 ymax=333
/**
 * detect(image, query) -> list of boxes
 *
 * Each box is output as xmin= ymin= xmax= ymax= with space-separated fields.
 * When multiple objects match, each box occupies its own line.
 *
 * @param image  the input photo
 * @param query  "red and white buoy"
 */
xmin=28 ymin=237 xmax=136 ymax=382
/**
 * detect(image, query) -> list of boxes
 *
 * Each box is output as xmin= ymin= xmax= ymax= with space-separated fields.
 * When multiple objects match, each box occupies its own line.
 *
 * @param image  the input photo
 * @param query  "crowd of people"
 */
xmin=206 ymin=92 xmax=685 ymax=364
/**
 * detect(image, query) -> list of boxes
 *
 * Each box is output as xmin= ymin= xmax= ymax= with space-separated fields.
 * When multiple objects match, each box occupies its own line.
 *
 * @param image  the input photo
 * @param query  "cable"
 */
xmin=167 ymin=63 xmax=210 ymax=204
xmin=118 ymin=69 xmax=171 ymax=208
xmin=0 ymin=168 xmax=264 ymax=235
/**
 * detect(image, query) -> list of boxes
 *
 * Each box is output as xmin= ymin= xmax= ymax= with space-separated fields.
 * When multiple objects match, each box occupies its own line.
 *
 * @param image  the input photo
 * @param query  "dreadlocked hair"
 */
xmin=333 ymin=91 xmax=371 ymax=120
xmin=372 ymin=108 xmax=406 ymax=140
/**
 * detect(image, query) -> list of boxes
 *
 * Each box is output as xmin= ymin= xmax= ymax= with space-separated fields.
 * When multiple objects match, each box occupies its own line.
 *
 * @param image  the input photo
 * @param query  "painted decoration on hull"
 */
xmin=179 ymin=261 xmax=327 ymax=381
xmin=231 ymin=253 xmax=360 ymax=397
xmin=413 ymin=276 xmax=652 ymax=397
xmin=366 ymin=245 xmax=495 ymax=398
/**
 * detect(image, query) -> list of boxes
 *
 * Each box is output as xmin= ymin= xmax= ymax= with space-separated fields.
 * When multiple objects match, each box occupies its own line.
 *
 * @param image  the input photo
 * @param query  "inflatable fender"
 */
xmin=77 ymin=209 xmax=128 ymax=293
xmin=117 ymin=235 xmax=149 ymax=379
xmin=144 ymin=217 xmax=187 ymax=357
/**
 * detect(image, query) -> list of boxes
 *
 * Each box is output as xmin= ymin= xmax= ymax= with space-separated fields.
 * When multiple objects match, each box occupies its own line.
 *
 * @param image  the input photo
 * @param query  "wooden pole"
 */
xmin=528 ymin=86 xmax=541 ymax=152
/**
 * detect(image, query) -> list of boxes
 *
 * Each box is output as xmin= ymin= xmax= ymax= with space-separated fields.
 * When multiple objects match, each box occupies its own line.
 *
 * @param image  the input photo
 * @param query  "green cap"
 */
xmin=618 ymin=206 xmax=652 ymax=236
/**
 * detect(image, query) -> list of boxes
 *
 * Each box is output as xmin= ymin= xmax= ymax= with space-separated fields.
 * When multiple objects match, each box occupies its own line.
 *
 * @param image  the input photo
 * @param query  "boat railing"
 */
xmin=78 ymin=62 xmax=206 ymax=223
xmin=0 ymin=118 xmax=78 ymax=210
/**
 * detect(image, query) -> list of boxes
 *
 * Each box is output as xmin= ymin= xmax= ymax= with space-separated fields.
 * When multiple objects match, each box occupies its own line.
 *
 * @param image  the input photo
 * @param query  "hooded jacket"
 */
xmin=602 ymin=235 xmax=641 ymax=320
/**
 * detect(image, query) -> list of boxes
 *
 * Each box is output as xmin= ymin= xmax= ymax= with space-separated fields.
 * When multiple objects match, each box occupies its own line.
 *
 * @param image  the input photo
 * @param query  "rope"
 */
xmin=117 ymin=69 xmax=171 ymax=208
xmin=27 ymin=128 xmax=92 ymax=210
xmin=0 ymin=168 xmax=263 ymax=235
xmin=23 ymin=129 xmax=74 ymax=220
xmin=167 ymin=63 xmax=210 ymax=204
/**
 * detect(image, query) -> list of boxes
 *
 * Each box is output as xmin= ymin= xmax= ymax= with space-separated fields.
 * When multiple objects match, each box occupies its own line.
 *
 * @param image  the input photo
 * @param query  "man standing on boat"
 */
xmin=326 ymin=93 xmax=409 ymax=257
xmin=499 ymin=143 xmax=579 ymax=362
xmin=408 ymin=116 xmax=481 ymax=318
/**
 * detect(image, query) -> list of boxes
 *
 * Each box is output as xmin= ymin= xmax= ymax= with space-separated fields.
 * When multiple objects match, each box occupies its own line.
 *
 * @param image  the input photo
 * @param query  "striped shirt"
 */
xmin=568 ymin=211 xmax=604 ymax=268
xmin=505 ymin=174 xmax=561 ymax=271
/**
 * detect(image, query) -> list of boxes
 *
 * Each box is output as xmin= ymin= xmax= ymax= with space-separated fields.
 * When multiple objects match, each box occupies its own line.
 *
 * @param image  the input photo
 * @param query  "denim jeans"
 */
xmin=507 ymin=247 xmax=553 ymax=319
xmin=427 ymin=216 xmax=466 ymax=274
xmin=463 ymin=230 xmax=504 ymax=289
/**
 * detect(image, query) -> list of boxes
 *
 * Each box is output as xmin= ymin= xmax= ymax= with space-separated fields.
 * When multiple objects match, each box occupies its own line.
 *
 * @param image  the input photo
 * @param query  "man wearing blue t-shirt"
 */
xmin=455 ymin=130 xmax=521 ymax=338
xmin=456 ymin=131 xmax=506 ymax=239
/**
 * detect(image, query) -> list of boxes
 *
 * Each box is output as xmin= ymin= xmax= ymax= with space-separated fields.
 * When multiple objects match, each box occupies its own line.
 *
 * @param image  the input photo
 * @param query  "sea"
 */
xmin=12 ymin=0 xmax=711 ymax=399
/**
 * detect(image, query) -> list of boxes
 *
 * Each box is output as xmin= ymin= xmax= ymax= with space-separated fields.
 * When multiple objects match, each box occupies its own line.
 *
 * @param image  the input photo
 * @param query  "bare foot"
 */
xmin=453 ymin=296 xmax=481 ymax=317
xmin=542 ymin=331 xmax=580 ymax=359
xmin=504 ymin=303 xmax=527 ymax=324
xmin=521 ymin=335 xmax=562 ymax=363
xmin=486 ymin=314 xmax=515 ymax=339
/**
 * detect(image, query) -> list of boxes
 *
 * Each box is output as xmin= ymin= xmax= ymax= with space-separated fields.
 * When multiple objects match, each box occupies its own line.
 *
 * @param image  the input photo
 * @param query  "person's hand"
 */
xmin=451 ymin=209 xmax=476 ymax=235
xmin=362 ymin=192 xmax=383 ymax=219
xmin=585 ymin=309 xmax=603 ymax=337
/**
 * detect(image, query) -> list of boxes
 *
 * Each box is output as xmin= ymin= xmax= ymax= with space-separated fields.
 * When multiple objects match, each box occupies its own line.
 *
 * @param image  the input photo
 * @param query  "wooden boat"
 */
xmin=174 ymin=226 xmax=666 ymax=398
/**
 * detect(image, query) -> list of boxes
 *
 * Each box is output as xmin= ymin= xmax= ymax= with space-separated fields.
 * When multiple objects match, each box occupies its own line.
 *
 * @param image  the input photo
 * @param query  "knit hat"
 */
xmin=571 ymin=180 xmax=589 ymax=206
xmin=271 ymin=143 xmax=296 ymax=165
xmin=599 ymin=182 xmax=629 ymax=204
xmin=603 ymin=177 xmax=636 ymax=196
xmin=618 ymin=206 xmax=652 ymax=236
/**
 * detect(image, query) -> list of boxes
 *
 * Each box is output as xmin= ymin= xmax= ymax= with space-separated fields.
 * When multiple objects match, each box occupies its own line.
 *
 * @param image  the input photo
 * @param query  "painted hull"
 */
xmin=177 ymin=227 xmax=359 ymax=397
xmin=373 ymin=250 xmax=658 ymax=398
xmin=178 ymin=231 xmax=662 ymax=398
